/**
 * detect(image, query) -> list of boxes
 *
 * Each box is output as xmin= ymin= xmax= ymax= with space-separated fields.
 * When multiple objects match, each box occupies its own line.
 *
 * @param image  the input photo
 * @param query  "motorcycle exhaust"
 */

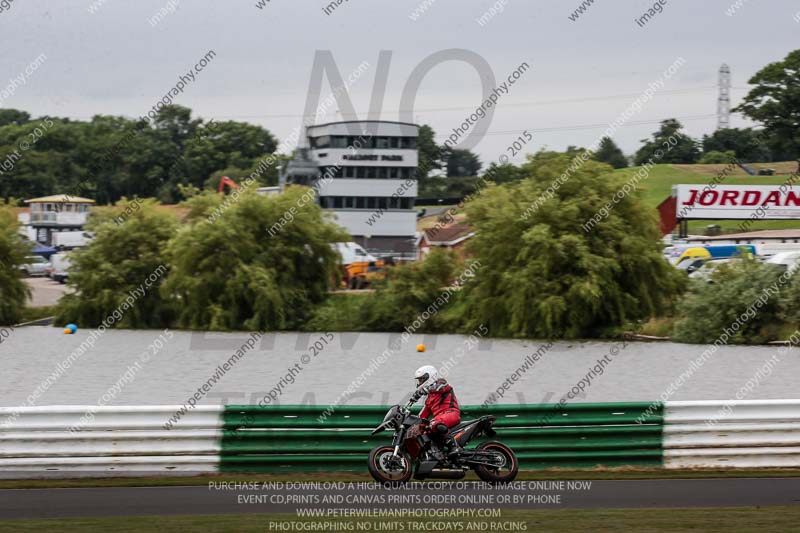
xmin=428 ymin=469 xmax=466 ymax=480
xmin=414 ymin=460 xmax=467 ymax=480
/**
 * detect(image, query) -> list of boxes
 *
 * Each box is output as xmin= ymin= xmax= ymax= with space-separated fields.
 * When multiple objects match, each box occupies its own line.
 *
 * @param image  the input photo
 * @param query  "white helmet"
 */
xmin=414 ymin=365 xmax=439 ymax=393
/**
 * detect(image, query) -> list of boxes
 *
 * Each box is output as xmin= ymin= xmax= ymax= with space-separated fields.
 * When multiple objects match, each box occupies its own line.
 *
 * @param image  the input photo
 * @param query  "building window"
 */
xmin=313 ymin=136 xmax=331 ymax=149
xmin=376 ymin=137 xmax=389 ymax=149
xmin=331 ymin=137 xmax=348 ymax=148
xmin=319 ymin=196 xmax=415 ymax=210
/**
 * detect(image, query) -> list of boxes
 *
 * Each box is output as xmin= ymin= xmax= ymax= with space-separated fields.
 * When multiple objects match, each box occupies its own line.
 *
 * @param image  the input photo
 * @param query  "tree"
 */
xmin=416 ymin=124 xmax=443 ymax=178
xmin=734 ymin=49 xmax=800 ymax=161
xmin=698 ymin=150 xmax=738 ymax=164
xmin=0 ymin=205 xmax=31 ymax=325
xmin=357 ymin=249 xmax=461 ymax=332
xmin=180 ymin=120 xmax=279 ymax=188
xmin=0 ymin=109 xmax=30 ymax=127
xmin=673 ymin=260 xmax=785 ymax=344
xmin=484 ymin=162 xmax=524 ymax=184
xmin=161 ymin=187 xmax=347 ymax=330
xmin=0 ymin=106 xmax=280 ymax=205
xmin=592 ymin=137 xmax=628 ymax=168
xmin=461 ymin=151 xmax=685 ymax=338
xmin=634 ymin=119 xmax=700 ymax=165
xmin=701 ymin=128 xmax=771 ymax=162
xmin=445 ymin=148 xmax=482 ymax=177
xmin=56 ymin=199 xmax=177 ymax=328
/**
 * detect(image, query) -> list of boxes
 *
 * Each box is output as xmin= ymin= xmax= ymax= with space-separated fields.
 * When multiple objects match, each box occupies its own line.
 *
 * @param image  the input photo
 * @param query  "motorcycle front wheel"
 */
xmin=474 ymin=441 xmax=519 ymax=483
xmin=367 ymin=445 xmax=413 ymax=484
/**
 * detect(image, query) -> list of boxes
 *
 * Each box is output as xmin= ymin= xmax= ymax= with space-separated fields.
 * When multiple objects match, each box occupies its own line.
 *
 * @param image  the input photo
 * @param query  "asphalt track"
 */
xmin=1 ymin=478 xmax=800 ymax=519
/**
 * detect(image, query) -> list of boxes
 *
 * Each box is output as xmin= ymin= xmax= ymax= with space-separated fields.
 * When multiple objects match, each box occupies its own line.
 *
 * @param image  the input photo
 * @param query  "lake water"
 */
xmin=1 ymin=328 xmax=797 ymax=407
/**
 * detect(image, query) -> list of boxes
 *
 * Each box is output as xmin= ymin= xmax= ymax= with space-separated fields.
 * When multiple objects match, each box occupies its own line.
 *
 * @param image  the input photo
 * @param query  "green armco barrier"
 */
xmin=220 ymin=402 xmax=664 ymax=473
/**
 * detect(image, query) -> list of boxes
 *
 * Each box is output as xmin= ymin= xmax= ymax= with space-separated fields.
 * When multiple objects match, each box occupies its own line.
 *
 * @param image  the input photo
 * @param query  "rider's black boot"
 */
xmin=446 ymin=437 xmax=462 ymax=458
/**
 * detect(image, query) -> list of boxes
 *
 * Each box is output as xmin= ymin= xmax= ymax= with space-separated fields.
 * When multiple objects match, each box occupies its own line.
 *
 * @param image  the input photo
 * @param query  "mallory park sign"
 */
xmin=675 ymin=184 xmax=800 ymax=220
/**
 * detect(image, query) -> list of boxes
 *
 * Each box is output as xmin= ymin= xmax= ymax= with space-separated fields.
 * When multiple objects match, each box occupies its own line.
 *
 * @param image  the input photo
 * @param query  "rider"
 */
xmin=409 ymin=365 xmax=462 ymax=459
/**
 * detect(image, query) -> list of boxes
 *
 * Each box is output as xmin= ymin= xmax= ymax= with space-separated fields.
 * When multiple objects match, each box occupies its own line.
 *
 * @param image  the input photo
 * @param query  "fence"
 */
xmin=0 ymin=400 xmax=796 ymax=477
xmin=663 ymin=400 xmax=800 ymax=468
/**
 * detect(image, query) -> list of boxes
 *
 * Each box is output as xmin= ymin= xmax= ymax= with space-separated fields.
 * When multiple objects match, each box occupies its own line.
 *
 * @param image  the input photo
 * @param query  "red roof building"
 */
xmin=417 ymin=223 xmax=475 ymax=260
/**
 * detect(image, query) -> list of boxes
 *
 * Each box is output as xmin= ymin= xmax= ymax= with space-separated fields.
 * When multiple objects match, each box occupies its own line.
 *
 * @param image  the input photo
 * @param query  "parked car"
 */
xmin=47 ymin=252 xmax=72 ymax=284
xmin=19 ymin=256 xmax=51 ymax=277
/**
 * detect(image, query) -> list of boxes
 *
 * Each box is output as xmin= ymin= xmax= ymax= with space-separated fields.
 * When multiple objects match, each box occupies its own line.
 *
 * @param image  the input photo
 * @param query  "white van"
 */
xmin=334 ymin=242 xmax=377 ymax=264
xmin=48 ymin=252 xmax=72 ymax=284
xmin=765 ymin=251 xmax=800 ymax=274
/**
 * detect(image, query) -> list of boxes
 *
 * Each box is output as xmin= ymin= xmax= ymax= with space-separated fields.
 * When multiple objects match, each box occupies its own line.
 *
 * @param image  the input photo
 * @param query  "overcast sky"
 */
xmin=3 ymin=0 xmax=798 ymax=166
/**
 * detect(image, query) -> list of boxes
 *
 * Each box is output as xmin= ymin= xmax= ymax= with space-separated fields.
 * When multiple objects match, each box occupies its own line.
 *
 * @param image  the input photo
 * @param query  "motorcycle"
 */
xmin=367 ymin=401 xmax=518 ymax=483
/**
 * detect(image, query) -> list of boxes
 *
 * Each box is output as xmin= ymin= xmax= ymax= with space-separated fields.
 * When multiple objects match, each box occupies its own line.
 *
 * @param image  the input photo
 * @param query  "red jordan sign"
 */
xmin=675 ymin=184 xmax=800 ymax=220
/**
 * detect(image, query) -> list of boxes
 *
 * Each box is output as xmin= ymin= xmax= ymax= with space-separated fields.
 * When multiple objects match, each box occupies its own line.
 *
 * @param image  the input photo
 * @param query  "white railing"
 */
xmin=3 ymin=401 xmax=800 ymax=478
xmin=28 ymin=212 xmax=89 ymax=225
xmin=0 ymin=406 xmax=223 ymax=478
xmin=664 ymin=400 xmax=800 ymax=468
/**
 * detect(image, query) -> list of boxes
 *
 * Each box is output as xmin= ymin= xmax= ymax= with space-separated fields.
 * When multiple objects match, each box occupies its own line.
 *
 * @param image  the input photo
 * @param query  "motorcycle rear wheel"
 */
xmin=367 ymin=445 xmax=413 ymax=484
xmin=474 ymin=441 xmax=518 ymax=483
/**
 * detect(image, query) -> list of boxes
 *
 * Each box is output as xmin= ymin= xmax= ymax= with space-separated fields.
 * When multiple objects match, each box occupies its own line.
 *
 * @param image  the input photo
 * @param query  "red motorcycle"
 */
xmin=367 ymin=403 xmax=518 ymax=483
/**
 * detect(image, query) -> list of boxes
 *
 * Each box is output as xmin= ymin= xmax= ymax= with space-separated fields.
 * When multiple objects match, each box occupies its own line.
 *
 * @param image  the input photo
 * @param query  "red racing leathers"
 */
xmin=419 ymin=378 xmax=461 ymax=430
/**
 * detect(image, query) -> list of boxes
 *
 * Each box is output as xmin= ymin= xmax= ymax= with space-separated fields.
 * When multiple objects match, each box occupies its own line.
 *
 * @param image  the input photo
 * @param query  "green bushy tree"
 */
xmin=778 ymin=270 xmax=800 ymax=326
xmin=461 ymin=151 xmax=685 ymax=338
xmin=356 ymin=249 xmax=462 ymax=333
xmin=0 ymin=206 xmax=31 ymax=325
xmin=161 ymin=187 xmax=346 ymax=330
xmin=701 ymin=128 xmax=771 ymax=162
xmin=416 ymin=124 xmax=444 ymax=179
xmin=634 ymin=119 xmax=700 ymax=165
xmin=734 ymin=49 xmax=800 ymax=161
xmin=56 ymin=199 xmax=177 ymax=328
xmin=484 ymin=162 xmax=524 ymax=184
xmin=698 ymin=150 xmax=738 ymax=164
xmin=445 ymin=149 xmax=482 ymax=177
xmin=592 ymin=137 xmax=628 ymax=168
xmin=672 ymin=260 xmax=786 ymax=344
